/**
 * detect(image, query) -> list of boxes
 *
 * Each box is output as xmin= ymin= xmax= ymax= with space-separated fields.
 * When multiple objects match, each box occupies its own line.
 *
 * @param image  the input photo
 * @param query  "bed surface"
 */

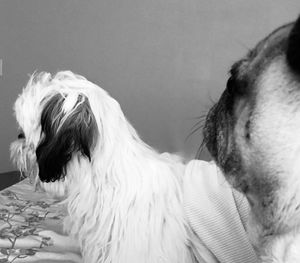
xmin=0 ymin=178 xmax=81 ymax=262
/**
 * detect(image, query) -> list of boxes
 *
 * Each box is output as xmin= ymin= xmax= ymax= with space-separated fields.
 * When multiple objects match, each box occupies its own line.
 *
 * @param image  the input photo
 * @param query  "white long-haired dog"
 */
xmin=10 ymin=71 xmax=195 ymax=263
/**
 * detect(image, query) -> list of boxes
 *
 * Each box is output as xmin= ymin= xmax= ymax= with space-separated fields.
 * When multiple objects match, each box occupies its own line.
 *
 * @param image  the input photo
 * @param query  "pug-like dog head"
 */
xmin=203 ymin=15 xmax=300 ymax=258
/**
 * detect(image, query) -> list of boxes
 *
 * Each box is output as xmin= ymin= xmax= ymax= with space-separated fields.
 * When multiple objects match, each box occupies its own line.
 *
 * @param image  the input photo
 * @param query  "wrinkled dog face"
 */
xmin=204 ymin=16 xmax=300 ymax=234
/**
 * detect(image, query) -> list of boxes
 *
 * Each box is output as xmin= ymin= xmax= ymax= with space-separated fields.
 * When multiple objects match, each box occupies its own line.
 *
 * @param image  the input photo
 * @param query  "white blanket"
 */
xmin=184 ymin=160 xmax=258 ymax=263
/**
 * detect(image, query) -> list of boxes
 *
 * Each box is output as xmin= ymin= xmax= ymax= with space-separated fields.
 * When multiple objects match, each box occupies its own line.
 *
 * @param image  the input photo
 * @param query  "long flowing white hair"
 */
xmin=12 ymin=71 xmax=193 ymax=263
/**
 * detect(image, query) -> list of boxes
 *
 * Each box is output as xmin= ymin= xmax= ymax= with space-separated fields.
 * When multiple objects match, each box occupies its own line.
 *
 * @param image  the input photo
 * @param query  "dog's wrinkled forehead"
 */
xmin=231 ymin=23 xmax=294 ymax=91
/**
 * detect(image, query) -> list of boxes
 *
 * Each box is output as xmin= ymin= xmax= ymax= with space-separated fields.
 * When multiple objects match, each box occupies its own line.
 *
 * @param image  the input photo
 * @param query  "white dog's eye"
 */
xmin=17 ymin=129 xmax=25 ymax=139
xmin=18 ymin=133 xmax=25 ymax=139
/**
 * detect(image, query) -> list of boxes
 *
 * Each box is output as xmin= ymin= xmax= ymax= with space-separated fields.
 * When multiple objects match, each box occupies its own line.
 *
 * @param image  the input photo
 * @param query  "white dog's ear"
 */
xmin=36 ymin=93 xmax=98 ymax=182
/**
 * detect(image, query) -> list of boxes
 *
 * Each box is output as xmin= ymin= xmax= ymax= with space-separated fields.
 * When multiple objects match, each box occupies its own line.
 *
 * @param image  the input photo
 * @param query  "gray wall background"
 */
xmin=0 ymin=0 xmax=299 ymax=173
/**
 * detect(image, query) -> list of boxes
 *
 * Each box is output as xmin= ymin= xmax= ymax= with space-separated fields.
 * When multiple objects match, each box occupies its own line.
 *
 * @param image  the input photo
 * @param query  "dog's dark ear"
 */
xmin=36 ymin=94 xmax=98 ymax=182
xmin=287 ymin=15 xmax=300 ymax=72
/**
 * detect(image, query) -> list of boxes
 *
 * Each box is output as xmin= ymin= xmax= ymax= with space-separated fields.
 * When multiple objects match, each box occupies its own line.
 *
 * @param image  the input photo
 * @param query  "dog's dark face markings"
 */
xmin=36 ymin=94 xmax=98 ymax=183
xmin=204 ymin=16 xmax=300 ymax=229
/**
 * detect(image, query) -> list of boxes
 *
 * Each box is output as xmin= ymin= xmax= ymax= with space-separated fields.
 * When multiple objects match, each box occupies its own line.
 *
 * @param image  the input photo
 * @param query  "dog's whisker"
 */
xmin=195 ymin=139 xmax=206 ymax=159
xmin=185 ymin=112 xmax=209 ymax=143
xmin=189 ymin=119 xmax=205 ymax=132
xmin=185 ymin=123 xmax=205 ymax=143
xmin=187 ymin=113 xmax=208 ymax=121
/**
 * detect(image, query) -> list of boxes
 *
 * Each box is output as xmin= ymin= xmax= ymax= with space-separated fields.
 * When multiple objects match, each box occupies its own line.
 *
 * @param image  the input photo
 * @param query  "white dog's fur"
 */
xmin=11 ymin=71 xmax=194 ymax=263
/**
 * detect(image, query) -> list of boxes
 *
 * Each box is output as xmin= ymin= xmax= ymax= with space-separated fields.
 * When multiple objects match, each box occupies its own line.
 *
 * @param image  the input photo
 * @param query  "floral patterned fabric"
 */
xmin=0 ymin=179 xmax=81 ymax=262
